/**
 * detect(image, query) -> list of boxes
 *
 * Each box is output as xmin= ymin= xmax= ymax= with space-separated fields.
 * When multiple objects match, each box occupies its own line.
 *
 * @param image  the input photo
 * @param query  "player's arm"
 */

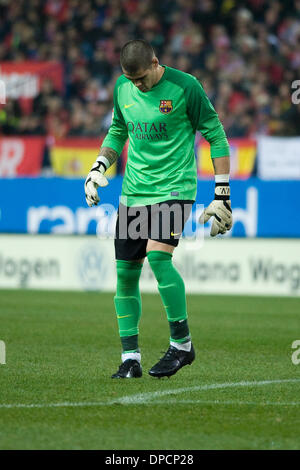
xmin=85 ymin=78 xmax=128 ymax=207
xmin=199 ymin=154 xmax=232 ymax=236
xmin=185 ymin=79 xmax=232 ymax=236
xmin=84 ymin=147 xmax=118 ymax=207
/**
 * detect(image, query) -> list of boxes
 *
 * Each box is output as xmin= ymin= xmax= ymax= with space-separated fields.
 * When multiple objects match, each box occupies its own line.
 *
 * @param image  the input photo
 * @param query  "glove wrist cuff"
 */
xmin=96 ymin=155 xmax=110 ymax=172
xmin=90 ymin=161 xmax=106 ymax=174
xmin=215 ymin=173 xmax=230 ymax=183
xmin=215 ymin=182 xmax=230 ymax=200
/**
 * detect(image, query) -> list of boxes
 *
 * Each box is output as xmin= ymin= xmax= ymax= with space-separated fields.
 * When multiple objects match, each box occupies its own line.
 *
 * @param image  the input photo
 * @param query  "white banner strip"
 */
xmin=0 ymin=235 xmax=299 ymax=296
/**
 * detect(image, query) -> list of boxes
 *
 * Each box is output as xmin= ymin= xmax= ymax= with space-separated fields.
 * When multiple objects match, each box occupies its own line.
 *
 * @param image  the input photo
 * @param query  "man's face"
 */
xmin=122 ymin=62 xmax=158 ymax=92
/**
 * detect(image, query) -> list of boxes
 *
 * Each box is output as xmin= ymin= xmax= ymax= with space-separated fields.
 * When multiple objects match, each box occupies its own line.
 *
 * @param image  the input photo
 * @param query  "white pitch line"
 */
xmin=117 ymin=378 xmax=300 ymax=405
xmin=0 ymin=401 xmax=108 ymax=409
xmin=150 ymin=399 xmax=300 ymax=406
xmin=0 ymin=378 xmax=299 ymax=409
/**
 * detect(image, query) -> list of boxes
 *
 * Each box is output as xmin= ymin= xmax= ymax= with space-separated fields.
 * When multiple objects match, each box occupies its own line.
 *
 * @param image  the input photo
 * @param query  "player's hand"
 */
xmin=84 ymin=162 xmax=109 ymax=207
xmin=199 ymin=184 xmax=232 ymax=237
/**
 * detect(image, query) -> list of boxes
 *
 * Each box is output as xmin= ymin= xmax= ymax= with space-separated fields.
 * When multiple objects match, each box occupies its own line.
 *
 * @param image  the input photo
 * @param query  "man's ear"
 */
xmin=152 ymin=56 xmax=159 ymax=68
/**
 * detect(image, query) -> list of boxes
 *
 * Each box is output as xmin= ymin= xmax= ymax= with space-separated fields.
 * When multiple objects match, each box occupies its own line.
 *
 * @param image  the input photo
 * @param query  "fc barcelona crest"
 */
xmin=159 ymin=100 xmax=173 ymax=114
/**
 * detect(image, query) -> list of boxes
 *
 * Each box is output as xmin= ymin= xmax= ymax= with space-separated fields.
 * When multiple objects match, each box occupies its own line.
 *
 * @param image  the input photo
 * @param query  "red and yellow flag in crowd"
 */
xmin=50 ymin=138 xmax=117 ymax=177
xmin=197 ymin=138 xmax=257 ymax=179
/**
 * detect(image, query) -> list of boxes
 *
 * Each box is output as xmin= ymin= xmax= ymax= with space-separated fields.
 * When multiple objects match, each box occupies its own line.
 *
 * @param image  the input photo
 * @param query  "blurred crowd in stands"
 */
xmin=1 ymin=0 xmax=300 ymax=139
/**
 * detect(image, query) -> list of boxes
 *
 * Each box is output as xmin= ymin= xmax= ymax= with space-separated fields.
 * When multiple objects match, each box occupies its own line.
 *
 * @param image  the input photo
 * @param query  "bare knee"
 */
xmin=146 ymin=240 xmax=175 ymax=254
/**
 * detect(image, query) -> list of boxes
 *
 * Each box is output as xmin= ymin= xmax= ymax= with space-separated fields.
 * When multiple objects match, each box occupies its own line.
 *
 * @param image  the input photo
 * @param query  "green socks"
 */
xmin=147 ymin=250 xmax=190 ymax=344
xmin=114 ymin=260 xmax=142 ymax=353
xmin=114 ymin=252 xmax=190 ymax=357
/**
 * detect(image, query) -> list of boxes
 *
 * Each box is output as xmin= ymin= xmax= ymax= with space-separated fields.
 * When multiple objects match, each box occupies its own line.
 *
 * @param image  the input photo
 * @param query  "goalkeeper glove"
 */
xmin=199 ymin=182 xmax=232 ymax=237
xmin=84 ymin=161 xmax=109 ymax=207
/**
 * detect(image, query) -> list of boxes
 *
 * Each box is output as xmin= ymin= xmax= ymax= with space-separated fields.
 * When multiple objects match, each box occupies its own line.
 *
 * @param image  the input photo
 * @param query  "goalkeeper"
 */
xmin=85 ymin=39 xmax=232 ymax=379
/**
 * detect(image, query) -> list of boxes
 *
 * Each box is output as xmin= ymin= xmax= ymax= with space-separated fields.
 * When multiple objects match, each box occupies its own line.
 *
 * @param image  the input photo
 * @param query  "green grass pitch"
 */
xmin=0 ymin=289 xmax=299 ymax=450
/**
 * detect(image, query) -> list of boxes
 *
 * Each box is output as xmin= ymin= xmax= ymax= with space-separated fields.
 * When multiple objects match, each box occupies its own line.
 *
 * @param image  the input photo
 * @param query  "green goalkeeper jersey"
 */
xmin=102 ymin=65 xmax=230 ymax=207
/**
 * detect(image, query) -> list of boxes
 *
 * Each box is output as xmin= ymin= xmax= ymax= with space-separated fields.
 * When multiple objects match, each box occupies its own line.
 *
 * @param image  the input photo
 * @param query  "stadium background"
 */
xmin=0 ymin=0 xmax=299 ymax=295
xmin=1 ymin=0 xmax=300 ymax=452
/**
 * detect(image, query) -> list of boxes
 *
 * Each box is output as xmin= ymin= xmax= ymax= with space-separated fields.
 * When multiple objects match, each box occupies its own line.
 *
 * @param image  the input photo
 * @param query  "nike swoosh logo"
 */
xmin=171 ymin=232 xmax=181 ymax=236
xmin=117 ymin=314 xmax=132 ymax=319
xmin=124 ymin=104 xmax=135 ymax=109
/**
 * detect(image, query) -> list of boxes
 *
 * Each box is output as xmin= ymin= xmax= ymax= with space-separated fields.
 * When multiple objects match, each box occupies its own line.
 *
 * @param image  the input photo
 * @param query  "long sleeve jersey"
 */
xmin=102 ymin=65 xmax=230 ymax=207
